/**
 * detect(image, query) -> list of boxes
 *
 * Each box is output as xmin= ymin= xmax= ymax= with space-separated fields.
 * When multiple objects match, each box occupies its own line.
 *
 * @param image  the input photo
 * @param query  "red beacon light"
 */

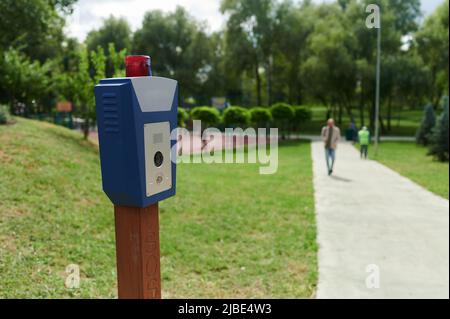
xmin=125 ymin=55 xmax=152 ymax=77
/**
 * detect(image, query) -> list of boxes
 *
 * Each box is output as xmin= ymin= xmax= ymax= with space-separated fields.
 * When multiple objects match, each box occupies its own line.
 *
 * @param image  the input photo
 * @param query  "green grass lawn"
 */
xmin=0 ymin=118 xmax=317 ymax=298
xmin=301 ymin=106 xmax=422 ymax=137
xmin=373 ymin=142 xmax=449 ymax=199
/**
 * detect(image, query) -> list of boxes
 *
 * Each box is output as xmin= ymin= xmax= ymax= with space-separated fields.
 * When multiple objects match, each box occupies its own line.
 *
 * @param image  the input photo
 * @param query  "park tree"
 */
xmin=107 ymin=43 xmax=127 ymax=78
xmin=415 ymin=0 xmax=449 ymax=108
xmin=0 ymin=49 xmax=51 ymax=115
xmin=86 ymin=16 xmax=131 ymax=60
xmin=273 ymin=1 xmax=314 ymax=105
xmin=0 ymin=0 xmax=77 ymax=62
xmin=66 ymin=46 xmax=106 ymax=139
xmin=221 ymin=0 xmax=277 ymax=106
xmin=341 ymin=0 xmax=421 ymax=130
xmin=416 ymin=104 xmax=436 ymax=146
xmin=86 ymin=17 xmax=130 ymax=78
xmin=428 ymin=100 xmax=449 ymax=162
xmin=133 ymin=7 xmax=212 ymax=105
xmin=302 ymin=3 xmax=357 ymax=125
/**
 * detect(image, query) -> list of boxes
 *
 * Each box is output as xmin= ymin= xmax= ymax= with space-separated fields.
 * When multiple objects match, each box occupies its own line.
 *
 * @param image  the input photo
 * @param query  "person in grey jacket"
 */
xmin=321 ymin=119 xmax=341 ymax=176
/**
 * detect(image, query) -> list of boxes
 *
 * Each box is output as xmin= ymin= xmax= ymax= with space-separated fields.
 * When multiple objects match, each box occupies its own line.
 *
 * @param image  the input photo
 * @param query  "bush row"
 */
xmin=178 ymin=103 xmax=312 ymax=130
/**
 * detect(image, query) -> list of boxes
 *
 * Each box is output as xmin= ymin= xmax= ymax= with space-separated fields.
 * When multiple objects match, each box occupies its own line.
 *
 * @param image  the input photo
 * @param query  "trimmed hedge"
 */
xmin=190 ymin=106 xmax=221 ymax=128
xmin=270 ymin=103 xmax=295 ymax=122
xmin=250 ymin=107 xmax=272 ymax=127
xmin=293 ymin=106 xmax=312 ymax=124
xmin=223 ymin=106 xmax=250 ymax=128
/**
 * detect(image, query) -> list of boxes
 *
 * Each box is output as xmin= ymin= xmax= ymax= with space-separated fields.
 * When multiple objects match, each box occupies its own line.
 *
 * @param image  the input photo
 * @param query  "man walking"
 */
xmin=358 ymin=126 xmax=370 ymax=159
xmin=321 ymin=119 xmax=341 ymax=175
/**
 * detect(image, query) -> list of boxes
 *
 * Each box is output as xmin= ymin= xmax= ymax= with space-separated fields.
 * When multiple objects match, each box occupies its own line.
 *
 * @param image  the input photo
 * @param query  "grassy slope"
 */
xmin=0 ymin=118 xmax=317 ymax=298
xmin=374 ymin=142 xmax=449 ymax=199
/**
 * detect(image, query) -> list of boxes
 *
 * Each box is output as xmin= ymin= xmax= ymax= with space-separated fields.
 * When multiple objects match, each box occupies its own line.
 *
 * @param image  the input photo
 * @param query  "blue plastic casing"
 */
xmin=94 ymin=76 xmax=178 ymax=207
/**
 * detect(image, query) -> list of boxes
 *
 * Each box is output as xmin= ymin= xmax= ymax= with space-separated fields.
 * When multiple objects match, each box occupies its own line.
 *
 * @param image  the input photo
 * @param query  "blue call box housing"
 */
xmin=95 ymin=76 xmax=178 ymax=208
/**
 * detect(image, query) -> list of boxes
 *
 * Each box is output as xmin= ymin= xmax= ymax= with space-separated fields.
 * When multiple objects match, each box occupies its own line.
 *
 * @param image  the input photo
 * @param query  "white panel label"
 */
xmin=144 ymin=122 xmax=172 ymax=197
xmin=131 ymin=77 xmax=177 ymax=113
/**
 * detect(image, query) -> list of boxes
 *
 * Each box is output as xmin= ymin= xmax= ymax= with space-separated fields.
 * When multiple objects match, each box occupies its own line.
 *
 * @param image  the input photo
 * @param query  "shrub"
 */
xmin=270 ymin=103 xmax=295 ymax=122
xmin=0 ymin=104 xmax=10 ymax=125
xmin=250 ymin=107 xmax=272 ymax=127
xmin=178 ymin=107 xmax=189 ymax=128
xmin=190 ymin=106 xmax=221 ymax=129
xmin=428 ymin=103 xmax=449 ymax=162
xmin=416 ymin=104 xmax=436 ymax=146
xmin=293 ymin=106 xmax=313 ymax=130
xmin=270 ymin=103 xmax=295 ymax=139
xmin=223 ymin=106 xmax=250 ymax=128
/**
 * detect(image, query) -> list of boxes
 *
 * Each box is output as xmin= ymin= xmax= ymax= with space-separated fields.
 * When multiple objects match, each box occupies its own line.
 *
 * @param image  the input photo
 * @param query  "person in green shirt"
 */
xmin=358 ymin=126 xmax=370 ymax=159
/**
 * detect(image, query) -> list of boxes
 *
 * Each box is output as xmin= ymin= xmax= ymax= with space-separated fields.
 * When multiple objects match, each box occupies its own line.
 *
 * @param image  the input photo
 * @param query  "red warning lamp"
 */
xmin=125 ymin=55 xmax=152 ymax=77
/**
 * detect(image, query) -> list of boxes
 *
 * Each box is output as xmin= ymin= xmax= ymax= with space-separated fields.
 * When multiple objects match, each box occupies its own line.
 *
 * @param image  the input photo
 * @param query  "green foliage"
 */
xmin=107 ymin=43 xmax=127 ymax=78
xmin=190 ymin=106 xmax=221 ymax=129
xmin=270 ymin=103 xmax=295 ymax=122
xmin=0 ymin=49 xmax=51 ymax=114
xmin=0 ymin=0 xmax=447 ymax=135
xmin=221 ymin=0 xmax=277 ymax=106
xmin=270 ymin=103 xmax=295 ymax=138
xmin=416 ymin=104 xmax=436 ymax=146
xmin=132 ymin=7 xmax=212 ymax=104
xmin=250 ymin=107 xmax=272 ymax=127
xmin=177 ymin=107 xmax=189 ymax=128
xmin=0 ymin=104 xmax=10 ymax=124
xmin=293 ymin=106 xmax=313 ymax=126
xmin=86 ymin=16 xmax=132 ymax=54
xmin=222 ymin=106 xmax=250 ymax=127
xmin=416 ymin=0 xmax=449 ymax=107
xmin=61 ymin=46 xmax=106 ymax=139
xmin=0 ymin=0 xmax=74 ymax=61
xmin=428 ymin=102 xmax=449 ymax=162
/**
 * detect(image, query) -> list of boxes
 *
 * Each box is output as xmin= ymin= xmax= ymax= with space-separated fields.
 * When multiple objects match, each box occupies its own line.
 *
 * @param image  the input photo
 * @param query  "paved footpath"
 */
xmin=312 ymin=141 xmax=449 ymax=299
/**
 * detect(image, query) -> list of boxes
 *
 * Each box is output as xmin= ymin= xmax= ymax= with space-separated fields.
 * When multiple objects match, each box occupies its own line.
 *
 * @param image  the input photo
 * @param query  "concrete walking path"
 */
xmin=311 ymin=141 xmax=449 ymax=299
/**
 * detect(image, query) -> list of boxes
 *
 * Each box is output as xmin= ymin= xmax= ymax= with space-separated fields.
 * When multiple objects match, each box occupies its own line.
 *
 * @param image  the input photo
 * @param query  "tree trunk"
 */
xmin=379 ymin=113 xmax=386 ymax=134
xmin=255 ymin=63 xmax=262 ymax=106
xmin=83 ymin=117 xmax=90 ymax=140
xmin=387 ymin=96 xmax=392 ymax=132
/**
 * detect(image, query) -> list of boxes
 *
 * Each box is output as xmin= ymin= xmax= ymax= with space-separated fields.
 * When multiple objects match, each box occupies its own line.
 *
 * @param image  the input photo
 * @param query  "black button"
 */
xmin=154 ymin=151 xmax=164 ymax=167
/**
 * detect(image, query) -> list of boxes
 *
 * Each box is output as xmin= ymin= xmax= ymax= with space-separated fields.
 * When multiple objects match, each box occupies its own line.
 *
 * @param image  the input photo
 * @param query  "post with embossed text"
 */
xmin=94 ymin=55 xmax=179 ymax=298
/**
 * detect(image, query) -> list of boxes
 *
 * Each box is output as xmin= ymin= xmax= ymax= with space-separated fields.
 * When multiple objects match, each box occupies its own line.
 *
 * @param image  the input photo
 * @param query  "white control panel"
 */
xmin=144 ymin=122 xmax=172 ymax=197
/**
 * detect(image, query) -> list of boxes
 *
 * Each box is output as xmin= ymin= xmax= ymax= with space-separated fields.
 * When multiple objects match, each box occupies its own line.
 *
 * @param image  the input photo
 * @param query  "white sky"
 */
xmin=65 ymin=0 xmax=444 ymax=41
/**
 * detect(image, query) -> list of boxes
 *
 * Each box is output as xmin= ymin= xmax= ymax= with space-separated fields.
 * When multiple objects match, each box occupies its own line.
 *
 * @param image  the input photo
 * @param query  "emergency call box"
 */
xmin=94 ymin=76 xmax=178 ymax=207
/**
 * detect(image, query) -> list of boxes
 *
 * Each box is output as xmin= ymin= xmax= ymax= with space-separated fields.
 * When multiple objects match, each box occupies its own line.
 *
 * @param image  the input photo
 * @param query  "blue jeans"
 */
xmin=325 ymin=147 xmax=336 ymax=172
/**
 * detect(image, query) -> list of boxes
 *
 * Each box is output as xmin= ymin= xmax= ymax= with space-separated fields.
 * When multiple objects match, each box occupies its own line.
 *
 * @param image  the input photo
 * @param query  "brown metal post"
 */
xmin=114 ymin=203 xmax=161 ymax=299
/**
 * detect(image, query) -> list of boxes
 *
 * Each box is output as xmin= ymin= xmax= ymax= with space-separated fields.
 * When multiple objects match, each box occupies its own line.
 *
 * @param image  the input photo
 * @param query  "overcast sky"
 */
xmin=65 ymin=0 xmax=445 ymax=41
